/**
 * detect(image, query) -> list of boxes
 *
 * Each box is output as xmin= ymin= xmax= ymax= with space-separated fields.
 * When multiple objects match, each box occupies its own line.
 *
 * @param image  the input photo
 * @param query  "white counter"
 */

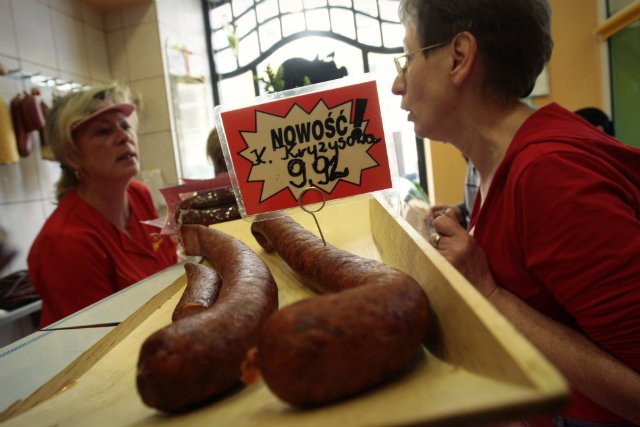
xmin=0 ymin=258 xmax=195 ymax=413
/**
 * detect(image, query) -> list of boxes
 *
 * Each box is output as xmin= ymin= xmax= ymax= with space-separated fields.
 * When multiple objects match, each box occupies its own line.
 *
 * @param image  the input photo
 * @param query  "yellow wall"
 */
xmin=427 ymin=0 xmax=604 ymax=205
xmin=426 ymin=141 xmax=468 ymax=206
xmin=534 ymin=0 xmax=604 ymax=111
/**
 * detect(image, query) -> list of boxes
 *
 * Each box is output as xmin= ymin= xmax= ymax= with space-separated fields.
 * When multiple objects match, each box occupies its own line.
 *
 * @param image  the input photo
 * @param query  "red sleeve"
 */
xmin=30 ymin=232 xmax=117 ymax=326
xmin=515 ymin=150 xmax=640 ymax=369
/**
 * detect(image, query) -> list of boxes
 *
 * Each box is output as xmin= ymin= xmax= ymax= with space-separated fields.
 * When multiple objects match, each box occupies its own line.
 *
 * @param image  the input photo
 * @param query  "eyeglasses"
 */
xmin=394 ymin=41 xmax=450 ymax=76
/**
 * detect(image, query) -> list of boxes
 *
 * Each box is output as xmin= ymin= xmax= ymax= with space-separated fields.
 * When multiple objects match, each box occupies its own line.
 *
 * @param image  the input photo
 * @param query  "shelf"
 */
xmin=0 ymin=300 xmax=41 ymax=326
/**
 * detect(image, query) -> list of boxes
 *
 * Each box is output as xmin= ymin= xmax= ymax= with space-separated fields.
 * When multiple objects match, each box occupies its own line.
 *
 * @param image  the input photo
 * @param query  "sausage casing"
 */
xmin=171 ymin=262 xmax=221 ymax=322
xmin=189 ymin=187 xmax=236 ymax=209
xmin=136 ymin=225 xmax=278 ymax=412
xmin=249 ymin=216 xmax=429 ymax=406
xmin=176 ymin=203 xmax=240 ymax=226
xmin=174 ymin=188 xmax=240 ymax=227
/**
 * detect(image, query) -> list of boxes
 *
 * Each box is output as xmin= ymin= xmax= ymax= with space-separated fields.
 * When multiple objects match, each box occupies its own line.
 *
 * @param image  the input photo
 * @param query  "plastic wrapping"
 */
xmin=151 ymin=175 xmax=237 ymax=236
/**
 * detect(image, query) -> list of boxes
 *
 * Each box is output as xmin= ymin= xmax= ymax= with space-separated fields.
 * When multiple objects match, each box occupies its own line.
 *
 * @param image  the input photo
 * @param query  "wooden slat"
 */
xmin=0 ymin=273 xmax=187 ymax=422
xmin=595 ymin=0 xmax=640 ymax=39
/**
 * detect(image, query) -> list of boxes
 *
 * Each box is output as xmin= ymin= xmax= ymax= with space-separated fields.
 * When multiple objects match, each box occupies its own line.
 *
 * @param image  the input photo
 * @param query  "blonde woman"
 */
xmin=28 ymin=84 xmax=177 ymax=327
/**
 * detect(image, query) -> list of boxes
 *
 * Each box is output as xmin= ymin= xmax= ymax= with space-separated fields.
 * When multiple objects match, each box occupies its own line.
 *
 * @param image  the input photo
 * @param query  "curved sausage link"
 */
xmin=189 ymin=187 xmax=236 ymax=209
xmin=176 ymin=203 xmax=240 ymax=226
xmin=249 ymin=216 xmax=429 ymax=406
xmin=174 ymin=188 xmax=240 ymax=227
xmin=171 ymin=262 xmax=221 ymax=322
xmin=136 ymin=225 xmax=278 ymax=412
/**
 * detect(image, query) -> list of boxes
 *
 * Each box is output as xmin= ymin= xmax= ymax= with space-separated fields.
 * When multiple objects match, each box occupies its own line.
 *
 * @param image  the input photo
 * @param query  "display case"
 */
xmin=0 ymin=197 xmax=568 ymax=426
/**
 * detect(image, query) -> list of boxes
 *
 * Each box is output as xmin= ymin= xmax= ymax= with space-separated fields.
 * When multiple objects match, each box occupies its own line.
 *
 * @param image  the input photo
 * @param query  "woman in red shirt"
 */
xmin=391 ymin=1 xmax=640 ymax=425
xmin=29 ymin=84 xmax=177 ymax=327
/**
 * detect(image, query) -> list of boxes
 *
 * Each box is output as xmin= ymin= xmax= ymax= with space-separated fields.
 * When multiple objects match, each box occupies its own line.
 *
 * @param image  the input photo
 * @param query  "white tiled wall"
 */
xmin=105 ymin=2 xmax=179 ymax=187
xmin=0 ymin=0 xmax=111 ymax=276
xmin=155 ymin=0 xmax=216 ymax=181
xmin=0 ymin=0 xmax=182 ymax=278
xmin=1 ymin=0 xmax=210 ymax=279
xmin=0 ymin=0 xmax=217 ymax=347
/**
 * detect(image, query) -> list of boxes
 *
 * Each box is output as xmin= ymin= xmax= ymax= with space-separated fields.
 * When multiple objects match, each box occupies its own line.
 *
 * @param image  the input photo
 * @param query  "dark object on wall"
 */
xmin=20 ymin=92 xmax=46 ymax=132
xmin=8 ymin=91 xmax=49 ymax=159
xmin=574 ymin=107 xmax=614 ymax=136
xmin=280 ymin=54 xmax=348 ymax=90
xmin=0 ymin=227 xmax=16 ymax=272
xmin=10 ymin=94 xmax=32 ymax=157
xmin=0 ymin=270 xmax=40 ymax=311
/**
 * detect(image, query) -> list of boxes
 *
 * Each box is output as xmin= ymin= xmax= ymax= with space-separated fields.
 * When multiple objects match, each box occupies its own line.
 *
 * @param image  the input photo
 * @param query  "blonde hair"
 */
xmin=47 ymin=83 xmax=137 ymax=201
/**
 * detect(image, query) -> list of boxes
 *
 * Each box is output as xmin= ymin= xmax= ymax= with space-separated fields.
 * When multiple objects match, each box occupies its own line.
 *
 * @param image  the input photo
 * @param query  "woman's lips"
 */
xmin=117 ymin=152 xmax=137 ymax=161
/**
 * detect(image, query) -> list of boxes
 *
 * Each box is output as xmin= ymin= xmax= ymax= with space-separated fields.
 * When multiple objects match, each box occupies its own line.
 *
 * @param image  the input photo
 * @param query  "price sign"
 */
xmin=215 ymin=78 xmax=393 ymax=216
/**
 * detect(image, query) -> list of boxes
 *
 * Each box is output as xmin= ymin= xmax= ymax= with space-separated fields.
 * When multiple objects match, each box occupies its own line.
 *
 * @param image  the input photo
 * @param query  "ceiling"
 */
xmin=79 ymin=0 xmax=153 ymax=12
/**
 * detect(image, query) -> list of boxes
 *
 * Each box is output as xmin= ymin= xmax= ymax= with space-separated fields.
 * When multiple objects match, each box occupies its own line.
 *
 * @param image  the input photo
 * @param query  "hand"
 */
xmin=430 ymin=215 xmax=497 ymax=298
xmin=428 ymin=204 xmax=463 ymax=223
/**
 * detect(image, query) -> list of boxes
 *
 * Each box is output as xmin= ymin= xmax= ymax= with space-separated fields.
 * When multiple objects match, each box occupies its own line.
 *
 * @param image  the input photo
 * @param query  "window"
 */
xmin=607 ymin=0 xmax=640 ymax=148
xmin=204 ymin=0 xmax=426 ymax=186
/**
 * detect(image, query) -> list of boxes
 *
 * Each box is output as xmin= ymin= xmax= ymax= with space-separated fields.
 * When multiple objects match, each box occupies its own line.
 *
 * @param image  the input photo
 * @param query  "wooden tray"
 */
xmin=0 ymin=197 xmax=568 ymax=426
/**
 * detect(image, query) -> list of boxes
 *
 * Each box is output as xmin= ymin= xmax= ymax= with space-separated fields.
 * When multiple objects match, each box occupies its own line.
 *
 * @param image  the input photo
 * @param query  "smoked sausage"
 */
xmin=171 ymin=262 xmax=221 ymax=322
xmin=175 ymin=187 xmax=240 ymax=227
xmin=248 ymin=216 xmax=429 ymax=406
xmin=136 ymin=225 xmax=278 ymax=412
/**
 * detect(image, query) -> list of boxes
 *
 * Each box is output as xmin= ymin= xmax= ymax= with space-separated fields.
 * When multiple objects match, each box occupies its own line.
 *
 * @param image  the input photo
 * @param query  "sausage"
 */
xmin=174 ymin=188 xmax=240 ymax=226
xmin=176 ymin=203 xmax=240 ymax=226
xmin=136 ymin=225 xmax=278 ymax=412
xmin=189 ymin=187 xmax=236 ymax=208
xmin=171 ymin=262 xmax=221 ymax=322
xmin=10 ymin=94 xmax=32 ymax=158
xmin=248 ymin=216 xmax=429 ymax=406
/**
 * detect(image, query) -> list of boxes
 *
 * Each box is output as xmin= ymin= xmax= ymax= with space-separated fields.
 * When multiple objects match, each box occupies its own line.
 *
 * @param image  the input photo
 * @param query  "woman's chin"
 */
xmin=412 ymin=124 xmax=428 ymax=139
xmin=122 ymin=163 xmax=140 ymax=180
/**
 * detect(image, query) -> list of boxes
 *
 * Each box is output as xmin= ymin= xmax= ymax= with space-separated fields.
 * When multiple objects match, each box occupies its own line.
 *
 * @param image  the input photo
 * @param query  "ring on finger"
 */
xmin=431 ymin=233 xmax=441 ymax=249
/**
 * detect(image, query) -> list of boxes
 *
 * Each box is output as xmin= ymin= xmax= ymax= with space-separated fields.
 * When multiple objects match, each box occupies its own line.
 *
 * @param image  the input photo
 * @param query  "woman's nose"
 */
xmin=115 ymin=126 xmax=133 ymax=144
xmin=391 ymin=73 xmax=405 ymax=95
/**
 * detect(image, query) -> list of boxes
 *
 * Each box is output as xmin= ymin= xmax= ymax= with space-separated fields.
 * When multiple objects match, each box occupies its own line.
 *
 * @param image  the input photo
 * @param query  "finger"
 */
xmin=432 ymin=207 xmax=448 ymax=218
xmin=427 ymin=208 xmax=441 ymax=220
xmin=444 ymin=207 xmax=458 ymax=220
xmin=432 ymin=214 xmax=463 ymax=237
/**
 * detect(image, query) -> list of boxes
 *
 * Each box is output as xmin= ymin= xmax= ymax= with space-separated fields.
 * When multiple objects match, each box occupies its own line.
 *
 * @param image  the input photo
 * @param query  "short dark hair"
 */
xmin=399 ymin=0 xmax=553 ymax=99
xmin=574 ymin=107 xmax=614 ymax=136
xmin=207 ymin=128 xmax=227 ymax=174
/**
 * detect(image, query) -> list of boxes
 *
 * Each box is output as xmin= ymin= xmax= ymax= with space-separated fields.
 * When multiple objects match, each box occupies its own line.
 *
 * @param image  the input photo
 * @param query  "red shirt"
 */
xmin=28 ymin=181 xmax=177 ymax=327
xmin=469 ymin=103 xmax=640 ymax=424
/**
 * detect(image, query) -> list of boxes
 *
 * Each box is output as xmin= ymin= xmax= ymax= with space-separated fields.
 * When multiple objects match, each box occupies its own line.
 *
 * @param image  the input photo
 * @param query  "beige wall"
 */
xmin=427 ymin=0 xmax=605 ymax=206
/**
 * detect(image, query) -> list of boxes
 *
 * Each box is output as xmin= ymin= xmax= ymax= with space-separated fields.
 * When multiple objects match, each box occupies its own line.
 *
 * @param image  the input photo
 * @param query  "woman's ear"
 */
xmin=449 ymin=31 xmax=478 ymax=87
xmin=60 ymin=152 xmax=80 ymax=172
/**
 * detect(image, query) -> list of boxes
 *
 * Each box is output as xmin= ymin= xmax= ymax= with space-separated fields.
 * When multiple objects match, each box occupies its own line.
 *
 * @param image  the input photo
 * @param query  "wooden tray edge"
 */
xmin=369 ymin=197 xmax=568 ymax=398
xmin=0 ymin=268 xmax=188 ymax=422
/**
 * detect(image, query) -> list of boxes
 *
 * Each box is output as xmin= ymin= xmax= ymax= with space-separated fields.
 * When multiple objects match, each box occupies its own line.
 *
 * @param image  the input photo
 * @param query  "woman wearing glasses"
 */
xmin=392 ymin=1 xmax=640 ymax=426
